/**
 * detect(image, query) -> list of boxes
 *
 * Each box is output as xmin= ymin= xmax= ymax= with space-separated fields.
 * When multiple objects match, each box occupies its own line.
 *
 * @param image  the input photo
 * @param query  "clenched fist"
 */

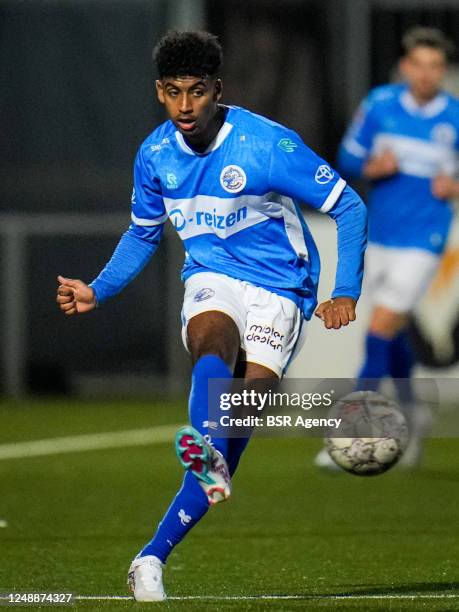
xmin=314 ymin=297 xmax=356 ymax=330
xmin=56 ymin=276 xmax=97 ymax=316
xmin=363 ymin=149 xmax=398 ymax=180
xmin=431 ymin=174 xmax=459 ymax=200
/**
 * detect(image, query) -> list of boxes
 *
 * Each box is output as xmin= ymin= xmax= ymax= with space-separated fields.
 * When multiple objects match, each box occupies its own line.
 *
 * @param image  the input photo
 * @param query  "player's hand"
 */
xmin=314 ymin=297 xmax=356 ymax=330
xmin=363 ymin=149 xmax=398 ymax=180
xmin=431 ymin=174 xmax=459 ymax=200
xmin=56 ymin=275 xmax=97 ymax=316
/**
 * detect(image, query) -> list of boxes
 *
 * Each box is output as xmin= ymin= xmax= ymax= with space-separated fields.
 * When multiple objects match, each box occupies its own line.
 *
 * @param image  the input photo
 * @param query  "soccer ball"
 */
xmin=324 ymin=391 xmax=409 ymax=476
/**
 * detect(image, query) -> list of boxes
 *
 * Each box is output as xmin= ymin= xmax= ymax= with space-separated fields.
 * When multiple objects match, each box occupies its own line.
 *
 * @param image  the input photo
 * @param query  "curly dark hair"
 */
xmin=153 ymin=30 xmax=223 ymax=79
xmin=402 ymin=27 xmax=455 ymax=59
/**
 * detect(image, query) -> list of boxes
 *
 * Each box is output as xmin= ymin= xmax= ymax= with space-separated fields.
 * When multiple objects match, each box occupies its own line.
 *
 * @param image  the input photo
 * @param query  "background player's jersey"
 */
xmin=338 ymin=83 xmax=459 ymax=254
xmin=130 ymin=106 xmax=361 ymax=319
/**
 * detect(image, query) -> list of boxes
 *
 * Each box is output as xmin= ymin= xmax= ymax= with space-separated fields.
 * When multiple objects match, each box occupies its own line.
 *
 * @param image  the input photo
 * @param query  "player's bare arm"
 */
xmin=56 ymin=275 xmax=96 ymax=316
xmin=314 ymin=297 xmax=356 ymax=329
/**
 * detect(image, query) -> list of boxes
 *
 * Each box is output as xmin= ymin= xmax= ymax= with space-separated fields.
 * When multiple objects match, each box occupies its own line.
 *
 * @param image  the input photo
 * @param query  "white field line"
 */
xmin=72 ymin=593 xmax=459 ymax=601
xmin=0 ymin=425 xmax=184 ymax=460
xmin=0 ymin=593 xmax=458 ymax=602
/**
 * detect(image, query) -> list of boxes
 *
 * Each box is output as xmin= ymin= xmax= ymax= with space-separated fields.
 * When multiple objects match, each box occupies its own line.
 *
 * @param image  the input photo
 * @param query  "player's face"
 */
xmin=400 ymin=46 xmax=447 ymax=102
xmin=156 ymin=76 xmax=222 ymax=141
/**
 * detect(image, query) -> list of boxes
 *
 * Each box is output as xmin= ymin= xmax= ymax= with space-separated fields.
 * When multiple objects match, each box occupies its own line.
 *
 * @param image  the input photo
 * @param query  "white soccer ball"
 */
xmin=324 ymin=391 xmax=409 ymax=476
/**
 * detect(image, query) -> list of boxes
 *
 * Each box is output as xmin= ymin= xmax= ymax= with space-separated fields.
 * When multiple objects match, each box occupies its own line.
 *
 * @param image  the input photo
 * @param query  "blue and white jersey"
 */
xmin=89 ymin=106 xmax=366 ymax=318
xmin=338 ymin=83 xmax=459 ymax=254
xmin=129 ymin=106 xmax=363 ymax=319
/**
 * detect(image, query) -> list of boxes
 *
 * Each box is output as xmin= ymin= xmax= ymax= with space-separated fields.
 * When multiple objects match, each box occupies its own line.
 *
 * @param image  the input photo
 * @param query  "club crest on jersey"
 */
xmin=315 ymin=164 xmax=334 ymax=184
xmin=431 ymin=123 xmax=457 ymax=146
xmin=194 ymin=288 xmax=215 ymax=302
xmin=220 ymin=165 xmax=247 ymax=193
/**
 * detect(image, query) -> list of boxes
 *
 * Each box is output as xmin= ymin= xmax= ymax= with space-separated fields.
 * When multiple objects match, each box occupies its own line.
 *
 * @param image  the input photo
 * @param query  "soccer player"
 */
xmin=56 ymin=31 xmax=367 ymax=601
xmin=317 ymin=27 xmax=459 ymax=468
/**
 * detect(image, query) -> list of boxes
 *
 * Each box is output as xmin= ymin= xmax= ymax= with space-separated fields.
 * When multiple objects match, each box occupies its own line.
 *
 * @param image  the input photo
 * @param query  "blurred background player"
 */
xmin=56 ymin=31 xmax=366 ymax=601
xmin=316 ymin=27 xmax=459 ymax=470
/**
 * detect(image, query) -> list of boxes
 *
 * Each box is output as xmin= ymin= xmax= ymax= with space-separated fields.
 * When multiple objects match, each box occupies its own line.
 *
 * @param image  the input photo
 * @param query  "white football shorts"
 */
xmin=181 ymin=272 xmax=307 ymax=377
xmin=364 ymin=243 xmax=440 ymax=313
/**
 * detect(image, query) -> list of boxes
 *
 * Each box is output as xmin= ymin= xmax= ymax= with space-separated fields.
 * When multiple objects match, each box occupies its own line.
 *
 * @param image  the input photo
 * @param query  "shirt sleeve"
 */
xmin=130 ymin=146 xmax=168 ymax=230
xmin=327 ymin=185 xmax=367 ymax=300
xmin=89 ymin=226 xmax=162 ymax=304
xmin=88 ymin=145 xmax=166 ymax=304
xmin=337 ymin=94 xmax=379 ymax=178
xmin=268 ymin=132 xmax=346 ymax=214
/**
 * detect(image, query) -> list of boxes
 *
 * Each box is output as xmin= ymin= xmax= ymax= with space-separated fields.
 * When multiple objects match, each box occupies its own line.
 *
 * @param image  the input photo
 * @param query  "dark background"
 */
xmin=1 ymin=0 xmax=458 ymax=395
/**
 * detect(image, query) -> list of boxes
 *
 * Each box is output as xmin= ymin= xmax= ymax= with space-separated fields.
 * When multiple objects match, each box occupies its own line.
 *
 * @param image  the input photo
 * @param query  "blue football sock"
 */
xmin=389 ymin=331 xmax=415 ymax=404
xmin=138 ymin=355 xmax=234 ymax=563
xmin=138 ymin=471 xmax=209 ymax=563
xmin=189 ymin=355 xmax=233 ymax=459
xmin=227 ymin=435 xmax=252 ymax=476
xmin=357 ymin=333 xmax=392 ymax=391
xmin=139 ymin=432 xmax=252 ymax=564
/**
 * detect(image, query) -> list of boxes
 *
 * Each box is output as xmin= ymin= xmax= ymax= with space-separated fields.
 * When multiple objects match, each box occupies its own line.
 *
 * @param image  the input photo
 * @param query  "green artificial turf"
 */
xmin=0 ymin=399 xmax=458 ymax=611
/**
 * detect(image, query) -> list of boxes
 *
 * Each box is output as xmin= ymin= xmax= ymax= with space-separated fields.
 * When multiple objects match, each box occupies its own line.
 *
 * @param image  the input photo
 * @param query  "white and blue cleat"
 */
xmin=175 ymin=426 xmax=231 ymax=505
xmin=127 ymin=555 xmax=165 ymax=602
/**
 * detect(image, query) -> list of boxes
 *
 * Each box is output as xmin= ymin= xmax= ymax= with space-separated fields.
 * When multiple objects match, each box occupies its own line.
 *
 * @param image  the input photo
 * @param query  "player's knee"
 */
xmin=193 ymin=343 xmax=234 ymax=366
xmin=187 ymin=311 xmax=240 ymax=367
xmin=369 ymin=307 xmax=407 ymax=338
